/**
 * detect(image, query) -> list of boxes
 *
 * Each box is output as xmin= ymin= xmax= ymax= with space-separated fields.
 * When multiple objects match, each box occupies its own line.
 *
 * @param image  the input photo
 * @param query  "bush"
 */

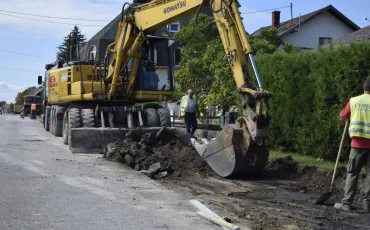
xmin=255 ymin=42 xmax=370 ymax=160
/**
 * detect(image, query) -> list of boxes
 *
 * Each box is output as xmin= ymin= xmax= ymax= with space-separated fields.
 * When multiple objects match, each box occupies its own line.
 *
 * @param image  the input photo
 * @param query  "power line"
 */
xmin=0 ymin=12 xmax=105 ymax=27
xmin=0 ymin=76 xmax=25 ymax=81
xmin=0 ymin=9 xmax=110 ymax=21
xmin=241 ymin=5 xmax=291 ymax=14
xmin=0 ymin=49 xmax=53 ymax=59
xmin=0 ymin=66 xmax=40 ymax=74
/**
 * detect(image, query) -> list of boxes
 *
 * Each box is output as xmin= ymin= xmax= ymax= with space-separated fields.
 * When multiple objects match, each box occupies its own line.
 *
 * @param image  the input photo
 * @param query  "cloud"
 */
xmin=0 ymin=0 xmax=124 ymax=39
xmin=0 ymin=81 xmax=27 ymax=103
xmin=0 ymin=82 xmax=24 ymax=90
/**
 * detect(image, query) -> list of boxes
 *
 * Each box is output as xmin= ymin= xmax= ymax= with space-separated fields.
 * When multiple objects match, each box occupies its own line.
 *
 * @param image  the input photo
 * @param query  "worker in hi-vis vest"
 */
xmin=335 ymin=78 xmax=370 ymax=212
xmin=179 ymin=89 xmax=198 ymax=135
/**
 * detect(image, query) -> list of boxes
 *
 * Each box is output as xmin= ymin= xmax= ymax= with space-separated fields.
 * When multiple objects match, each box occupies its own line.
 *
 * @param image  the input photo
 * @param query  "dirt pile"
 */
xmin=264 ymin=157 xmax=369 ymax=205
xmin=265 ymin=156 xmax=298 ymax=178
xmin=105 ymin=128 xmax=213 ymax=179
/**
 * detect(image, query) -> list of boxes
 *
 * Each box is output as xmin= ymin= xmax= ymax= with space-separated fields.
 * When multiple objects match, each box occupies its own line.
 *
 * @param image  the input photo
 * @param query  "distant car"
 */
xmin=0 ymin=110 xmax=2 ymax=114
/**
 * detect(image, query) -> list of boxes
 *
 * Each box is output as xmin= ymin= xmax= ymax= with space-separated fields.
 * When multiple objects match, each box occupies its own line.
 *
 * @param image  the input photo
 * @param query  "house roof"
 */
xmin=27 ymin=88 xmax=43 ymax=96
xmin=328 ymin=25 xmax=370 ymax=46
xmin=251 ymin=5 xmax=360 ymax=38
xmin=88 ymin=13 xmax=121 ymax=42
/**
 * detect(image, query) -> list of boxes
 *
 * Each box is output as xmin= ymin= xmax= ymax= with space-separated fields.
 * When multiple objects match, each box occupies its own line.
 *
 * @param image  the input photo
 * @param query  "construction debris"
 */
xmin=190 ymin=200 xmax=247 ymax=230
xmin=105 ymin=128 xmax=212 ymax=179
xmin=197 ymin=211 xmax=240 ymax=230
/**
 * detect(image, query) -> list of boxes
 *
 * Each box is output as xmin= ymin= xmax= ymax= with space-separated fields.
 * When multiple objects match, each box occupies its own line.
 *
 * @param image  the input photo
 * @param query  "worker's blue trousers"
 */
xmin=184 ymin=112 xmax=197 ymax=135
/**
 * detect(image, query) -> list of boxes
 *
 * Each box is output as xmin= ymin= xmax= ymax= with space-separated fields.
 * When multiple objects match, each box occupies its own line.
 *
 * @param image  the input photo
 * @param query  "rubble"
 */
xmin=105 ymin=128 xmax=213 ymax=179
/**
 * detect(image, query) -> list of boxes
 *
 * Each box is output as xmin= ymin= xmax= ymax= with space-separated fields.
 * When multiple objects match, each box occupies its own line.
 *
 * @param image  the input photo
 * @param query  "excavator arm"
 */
xmin=106 ymin=0 xmax=271 ymax=177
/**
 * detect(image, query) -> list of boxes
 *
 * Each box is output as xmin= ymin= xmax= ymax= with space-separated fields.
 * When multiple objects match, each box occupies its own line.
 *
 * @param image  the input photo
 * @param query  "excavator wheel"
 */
xmin=145 ymin=108 xmax=159 ymax=127
xmin=82 ymin=109 xmax=95 ymax=128
xmin=45 ymin=108 xmax=50 ymax=132
xmin=50 ymin=109 xmax=56 ymax=135
xmin=62 ymin=111 xmax=69 ymax=145
xmin=68 ymin=108 xmax=81 ymax=150
xmin=191 ymin=118 xmax=268 ymax=177
xmin=158 ymin=108 xmax=171 ymax=127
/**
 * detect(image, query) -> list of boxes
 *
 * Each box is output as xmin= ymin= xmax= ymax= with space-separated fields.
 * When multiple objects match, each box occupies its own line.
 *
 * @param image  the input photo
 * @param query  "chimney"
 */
xmin=272 ymin=11 xmax=281 ymax=28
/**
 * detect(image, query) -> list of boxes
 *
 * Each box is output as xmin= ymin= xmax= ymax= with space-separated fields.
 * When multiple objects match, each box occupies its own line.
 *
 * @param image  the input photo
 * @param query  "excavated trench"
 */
xmin=105 ymin=128 xmax=370 ymax=229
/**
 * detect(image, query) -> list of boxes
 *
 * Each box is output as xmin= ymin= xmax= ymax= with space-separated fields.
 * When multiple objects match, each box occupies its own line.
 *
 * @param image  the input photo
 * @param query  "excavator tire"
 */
xmin=50 ymin=109 xmax=56 ymax=135
xmin=158 ymin=108 xmax=171 ymax=127
xmin=62 ymin=111 xmax=68 ymax=145
xmin=68 ymin=108 xmax=81 ymax=150
xmin=145 ymin=108 xmax=159 ymax=127
xmin=82 ymin=109 xmax=95 ymax=128
xmin=45 ymin=108 xmax=50 ymax=131
xmin=69 ymin=108 xmax=81 ymax=128
xmin=55 ymin=113 xmax=63 ymax=137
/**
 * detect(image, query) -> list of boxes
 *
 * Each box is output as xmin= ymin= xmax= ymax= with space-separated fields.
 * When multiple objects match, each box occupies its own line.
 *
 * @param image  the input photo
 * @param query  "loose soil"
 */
xmin=106 ymin=130 xmax=370 ymax=229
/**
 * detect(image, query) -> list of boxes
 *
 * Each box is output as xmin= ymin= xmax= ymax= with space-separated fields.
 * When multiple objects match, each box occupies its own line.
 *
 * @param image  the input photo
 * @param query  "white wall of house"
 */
xmin=281 ymin=11 xmax=354 ymax=49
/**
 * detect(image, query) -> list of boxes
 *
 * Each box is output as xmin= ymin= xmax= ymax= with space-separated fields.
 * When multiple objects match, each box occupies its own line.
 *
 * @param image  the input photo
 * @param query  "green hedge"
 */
xmin=254 ymin=42 xmax=370 ymax=160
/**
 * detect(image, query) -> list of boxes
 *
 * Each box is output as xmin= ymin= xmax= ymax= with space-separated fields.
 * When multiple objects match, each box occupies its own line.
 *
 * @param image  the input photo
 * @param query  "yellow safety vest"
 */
xmin=349 ymin=94 xmax=370 ymax=139
xmin=180 ymin=95 xmax=197 ymax=116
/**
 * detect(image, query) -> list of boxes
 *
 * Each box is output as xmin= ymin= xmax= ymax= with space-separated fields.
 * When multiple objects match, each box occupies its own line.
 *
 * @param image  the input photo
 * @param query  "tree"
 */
xmin=174 ymin=14 xmax=300 ymax=114
xmin=174 ymin=14 xmax=238 ymax=114
xmin=56 ymin=26 xmax=86 ymax=62
xmin=249 ymin=28 xmax=284 ymax=55
xmin=283 ymin=43 xmax=301 ymax=53
xmin=15 ymin=87 xmax=38 ymax=105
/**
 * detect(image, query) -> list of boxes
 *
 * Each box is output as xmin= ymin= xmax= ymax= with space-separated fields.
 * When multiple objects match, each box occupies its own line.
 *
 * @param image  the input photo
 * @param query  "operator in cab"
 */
xmin=179 ymin=89 xmax=198 ymax=135
xmin=335 ymin=78 xmax=370 ymax=212
xmin=31 ymin=103 xmax=37 ymax=119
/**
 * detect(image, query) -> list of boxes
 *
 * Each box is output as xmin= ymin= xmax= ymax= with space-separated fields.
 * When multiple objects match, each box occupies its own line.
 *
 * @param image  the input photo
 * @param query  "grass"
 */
xmin=36 ymin=115 xmax=42 ymax=121
xmin=269 ymin=150 xmax=346 ymax=171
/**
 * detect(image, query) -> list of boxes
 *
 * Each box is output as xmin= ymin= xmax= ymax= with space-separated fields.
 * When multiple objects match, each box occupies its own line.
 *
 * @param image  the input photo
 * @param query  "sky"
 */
xmin=0 ymin=0 xmax=369 ymax=103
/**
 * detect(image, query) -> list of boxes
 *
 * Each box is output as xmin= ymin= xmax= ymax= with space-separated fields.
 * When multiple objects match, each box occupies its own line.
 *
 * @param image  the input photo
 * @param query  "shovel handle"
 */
xmin=330 ymin=120 xmax=348 ymax=192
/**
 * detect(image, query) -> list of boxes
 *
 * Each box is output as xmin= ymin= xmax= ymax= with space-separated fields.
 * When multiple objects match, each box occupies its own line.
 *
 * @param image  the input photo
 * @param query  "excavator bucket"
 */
xmin=191 ymin=121 xmax=268 ymax=178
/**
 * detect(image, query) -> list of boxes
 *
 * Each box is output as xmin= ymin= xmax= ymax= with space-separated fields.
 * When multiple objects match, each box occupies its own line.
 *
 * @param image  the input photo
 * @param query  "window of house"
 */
xmin=87 ymin=45 xmax=97 ymax=60
xmin=319 ymin=37 xmax=332 ymax=46
xmin=174 ymin=48 xmax=181 ymax=66
xmin=169 ymin=21 xmax=180 ymax=32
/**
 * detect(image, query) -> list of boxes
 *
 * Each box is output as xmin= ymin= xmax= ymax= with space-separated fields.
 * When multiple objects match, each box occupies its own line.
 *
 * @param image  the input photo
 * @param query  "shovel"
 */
xmin=315 ymin=120 xmax=348 ymax=205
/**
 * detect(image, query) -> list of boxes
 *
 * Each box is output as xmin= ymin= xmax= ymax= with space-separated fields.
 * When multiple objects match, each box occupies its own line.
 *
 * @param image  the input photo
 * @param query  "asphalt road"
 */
xmin=0 ymin=113 xmax=216 ymax=230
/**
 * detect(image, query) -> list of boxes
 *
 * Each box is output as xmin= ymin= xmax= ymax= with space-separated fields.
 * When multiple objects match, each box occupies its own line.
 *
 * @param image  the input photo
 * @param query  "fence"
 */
xmin=168 ymin=111 xmax=238 ymax=131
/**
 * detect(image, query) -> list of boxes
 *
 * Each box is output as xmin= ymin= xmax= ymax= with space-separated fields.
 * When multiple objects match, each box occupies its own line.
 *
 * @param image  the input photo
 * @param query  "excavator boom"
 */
xmin=106 ymin=0 xmax=271 ymax=177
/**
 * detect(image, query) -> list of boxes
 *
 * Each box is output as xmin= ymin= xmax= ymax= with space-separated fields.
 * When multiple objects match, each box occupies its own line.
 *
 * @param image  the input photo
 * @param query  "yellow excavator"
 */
xmin=38 ymin=0 xmax=271 ymax=177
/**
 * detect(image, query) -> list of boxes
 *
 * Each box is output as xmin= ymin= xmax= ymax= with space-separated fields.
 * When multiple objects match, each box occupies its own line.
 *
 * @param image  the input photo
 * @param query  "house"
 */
xmin=251 ymin=5 xmax=360 ymax=50
xmin=326 ymin=25 xmax=370 ymax=46
xmin=79 ymin=8 xmax=212 ymax=88
xmin=27 ymin=88 xmax=43 ymax=97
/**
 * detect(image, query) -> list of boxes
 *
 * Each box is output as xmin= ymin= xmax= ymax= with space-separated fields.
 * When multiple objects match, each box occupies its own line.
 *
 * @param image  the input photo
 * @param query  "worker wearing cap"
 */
xmin=179 ymin=89 xmax=198 ymax=135
xmin=335 ymin=78 xmax=370 ymax=212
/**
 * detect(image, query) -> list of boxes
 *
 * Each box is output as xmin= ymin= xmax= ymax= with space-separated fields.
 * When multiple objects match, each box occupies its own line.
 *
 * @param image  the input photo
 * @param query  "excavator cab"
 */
xmin=130 ymin=36 xmax=174 ymax=102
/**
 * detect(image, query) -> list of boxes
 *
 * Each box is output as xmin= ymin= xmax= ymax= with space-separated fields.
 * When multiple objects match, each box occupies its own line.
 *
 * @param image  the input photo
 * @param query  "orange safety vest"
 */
xmin=31 ymin=103 xmax=37 ymax=111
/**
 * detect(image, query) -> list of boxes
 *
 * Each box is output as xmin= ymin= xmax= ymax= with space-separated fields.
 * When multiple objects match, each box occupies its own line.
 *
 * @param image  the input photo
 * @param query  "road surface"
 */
xmin=0 ymin=114 xmax=216 ymax=230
